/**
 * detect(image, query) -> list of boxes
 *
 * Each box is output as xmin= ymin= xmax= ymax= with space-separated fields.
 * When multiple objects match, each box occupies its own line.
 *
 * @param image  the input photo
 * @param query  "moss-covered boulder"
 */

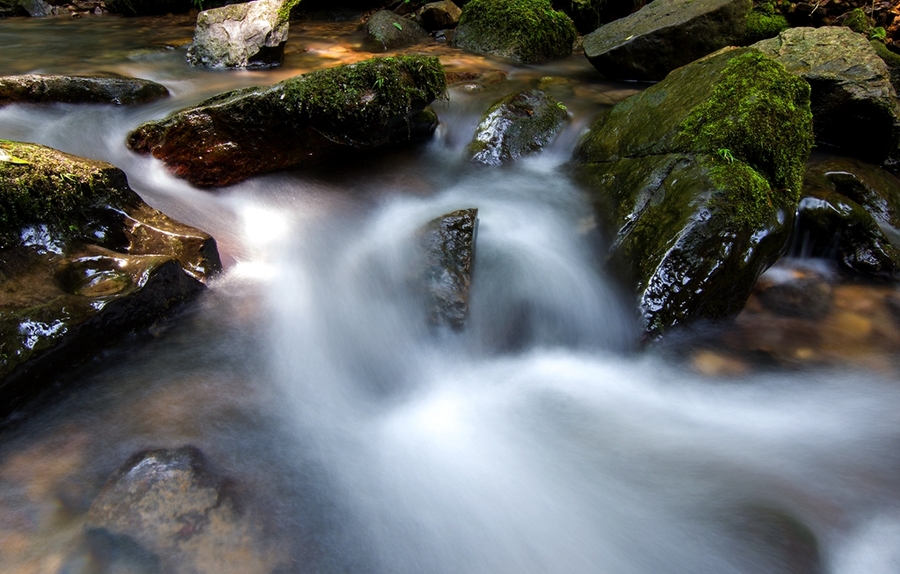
xmin=187 ymin=0 xmax=290 ymax=69
xmin=453 ymin=0 xmax=577 ymax=64
xmin=574 ymin=48 xmax=813 ymax=338
xmin=469 ymin=89 xmax=568 ymax=166
xmin=582 ymin=0 xmax=751 ymax=81
xmin=795 ymin=156 xmax=900 ymax=279
xmin=754 ymin=27 xmax=900 ymax=167
xmin=364 ymin=10 xmax=429 ymax=51
xmin=0 ymin=74 xmax=169 ymax=106
xmin=127 ymin=56 xmax=446 ymax=187
xmin=742 ymin=6 xmax=789 ymax=44
xmin=0 ymin=141 xmax=221 ymax=415
xmin=419 ymin=208 xmax=478 ymax=330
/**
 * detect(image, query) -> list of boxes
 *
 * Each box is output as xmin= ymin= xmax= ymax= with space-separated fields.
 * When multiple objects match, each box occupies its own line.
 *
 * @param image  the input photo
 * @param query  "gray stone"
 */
xmin=583 ymin=0 xmax=751 ymax=81
xmin=364 ymin=10 xmax=428 ymax=51
xmin=420 ymin=0 xmax=462 ymax=30
xmin=187 ymin=0 xmax=289 ymax=69
xmin=17 ymin=0 xmax=51 ymax=16
xmin=754 ymin=27 xmax=900 ymax=166
xmin=0 ymin=74 xmax=169 ymax=106
xmin=419 ymin=209 xmax=478 ymax=330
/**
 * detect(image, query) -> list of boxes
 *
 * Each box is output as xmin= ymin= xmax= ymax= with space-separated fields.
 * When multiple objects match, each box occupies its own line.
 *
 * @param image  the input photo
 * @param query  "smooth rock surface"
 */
xmin=420 ymin=0 xmax=462 ymax=30
xmin=419 ymin=208 xmax=478 ymax=330
xmin=0 ymin=74 xmax=170 ymax=106
xmin=364 ymin=10 xmax=428 ymax=51
xmin=187 ymin=0 xmax=289 ymax=68
xmin=583 ymin=0 xmax=751 ymax=81
xmin=127 ymin=56 xmax=446 ymax=187
xmin=754 ymin=27 xmax=900 ymax=166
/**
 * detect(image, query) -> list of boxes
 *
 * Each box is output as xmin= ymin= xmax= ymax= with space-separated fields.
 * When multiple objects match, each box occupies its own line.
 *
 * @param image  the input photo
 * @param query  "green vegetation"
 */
xmin=455 ymin=0 xmax=577 ymax=63
xmin=678 ymin=51 xmax=813 ymax=226
xmin=743 ymin=9 xmax=788 ymax=44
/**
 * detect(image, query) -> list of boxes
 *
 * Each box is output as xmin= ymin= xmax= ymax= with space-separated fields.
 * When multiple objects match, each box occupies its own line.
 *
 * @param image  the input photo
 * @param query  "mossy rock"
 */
xmin=871 ymin=40 xmax=900 ymax=95
xmin=574 ymin=48 xmax=813 ymax=337
xmin=127 ymin=55 xmax=446 ymax=187
xmin=0 ymin=74 xmax=170 ymax=106
xmin=453 ymin=0 xmax=577 ymax=64
xmin=742 ymin=9 xmax=788 ymax=44
xmin=469 ymin=89 xmax=568 ymax=165
xmin=364 ymin=10 xmax=429 ymax=51
xmin=0 ymin=141 xmax=221 ymax=415
xmin=582 ymin=0 xmax=752 ymax=81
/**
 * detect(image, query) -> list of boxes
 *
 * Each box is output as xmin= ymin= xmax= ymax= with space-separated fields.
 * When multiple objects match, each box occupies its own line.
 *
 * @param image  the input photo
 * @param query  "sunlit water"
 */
xmin=1 ymin=14 xmax=900 ymax=574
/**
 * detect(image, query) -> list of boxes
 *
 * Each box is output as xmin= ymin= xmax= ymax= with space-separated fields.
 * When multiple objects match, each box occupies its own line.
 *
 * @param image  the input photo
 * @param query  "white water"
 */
xmin=1 ymin=15 xmax=900 ymax=574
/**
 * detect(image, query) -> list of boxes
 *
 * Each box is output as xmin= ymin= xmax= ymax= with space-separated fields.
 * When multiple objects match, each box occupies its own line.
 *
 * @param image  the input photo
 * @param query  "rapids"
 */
xmin=1 ymin=13 xmax=899 ymax=574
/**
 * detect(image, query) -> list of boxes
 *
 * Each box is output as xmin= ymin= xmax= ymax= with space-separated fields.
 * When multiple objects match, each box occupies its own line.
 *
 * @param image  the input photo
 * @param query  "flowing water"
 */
xmin=1 ymin=14 xmax=900 ymax=574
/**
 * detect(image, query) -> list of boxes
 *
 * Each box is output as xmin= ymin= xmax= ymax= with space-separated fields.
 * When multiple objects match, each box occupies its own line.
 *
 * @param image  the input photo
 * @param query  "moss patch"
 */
xmin=455 ymin=0 xmax=577 ymax=64
xmin=0 ymin=141 xmax=136 ymax=249
xmin=677 ymin=51 xmax=813 ymax=224
xmin=743 ymin=10 xmax=788 ymax=44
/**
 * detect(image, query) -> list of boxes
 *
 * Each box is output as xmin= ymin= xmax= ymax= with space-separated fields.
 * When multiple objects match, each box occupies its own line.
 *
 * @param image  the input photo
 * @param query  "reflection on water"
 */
xmin=0 ymin=14 xmax=899 ymax=574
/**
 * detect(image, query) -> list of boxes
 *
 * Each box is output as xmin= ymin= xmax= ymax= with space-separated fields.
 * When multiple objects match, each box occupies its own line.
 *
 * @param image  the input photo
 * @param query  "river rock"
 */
xmin=754 ymin=27 xmax=900 ymax=167
xmin=582 ymin=0 xmax=752 ymax=81
xmin=127 ymin=55 xmax=446 ymax=187
xmin=419 ymin=208 xmax=478 ymax=330
xmin=420 ymin=0 xmax=462 ymax=30
xmin=574 ymin=48 xmax=814 ymax=338
xmin=469 ymin=89 xmax=568 ymax=166
xmin=0 ymin=74 xmax=170 ymax=106
xmin=187 ymin=0 xmax=290 ymax=68
xmin=454 ymin=0 xmax=577 ymax=64
xmin=86 ymin=447 xmax=287 ymax=574
xmin=795 ymin=156 xmax=900 ymax=279
xmin=17 ymin=0 xmax=51 ymax=16
xmin=364 ymin=10 xmax=428 ymax=51
xmin=0 ymin=141 xmax=221 ymax=415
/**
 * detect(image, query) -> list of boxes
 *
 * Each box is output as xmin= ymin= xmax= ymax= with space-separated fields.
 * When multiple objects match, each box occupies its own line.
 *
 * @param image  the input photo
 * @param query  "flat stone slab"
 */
xmin=0 ymin=74 xmax=169 ymax=106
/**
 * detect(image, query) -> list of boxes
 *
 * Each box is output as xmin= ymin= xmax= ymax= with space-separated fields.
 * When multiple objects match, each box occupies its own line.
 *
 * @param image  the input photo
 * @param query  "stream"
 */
xmin=1 ymin=13 xmax=900 ymax=574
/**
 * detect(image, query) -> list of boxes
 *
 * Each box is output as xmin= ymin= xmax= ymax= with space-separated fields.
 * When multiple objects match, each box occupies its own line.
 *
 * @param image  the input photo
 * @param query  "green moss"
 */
xmin=678 ymin=51 xmax=813 ymax=225
xmin=456 ymin=0 xmax=577 ymax=64
xmin=844 ymin=8 xmax=870 ymax=34
xmin=871 ymin=39 xmax=900 ymax=92
xmin=743 ymin=10 xmax=788 ymax=44
xmin=704 ymin=155 xmax=773 ymax=227
xmin=0 ymin=141 xmax=135 ymax=249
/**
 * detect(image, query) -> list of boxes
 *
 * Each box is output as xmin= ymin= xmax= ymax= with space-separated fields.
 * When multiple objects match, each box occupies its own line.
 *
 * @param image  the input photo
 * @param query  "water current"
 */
xmin=1 ymin=14 xmax=900 ymax=574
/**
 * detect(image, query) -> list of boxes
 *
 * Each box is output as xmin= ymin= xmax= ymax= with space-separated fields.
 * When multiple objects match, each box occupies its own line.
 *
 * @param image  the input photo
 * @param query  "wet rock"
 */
xmin=127 ymin=55 xmax=446 ymax=187
xmin=187 ymin=0 xmax=290 ymax=68
xmin=754 ymin=27 xmax=900 ymax=167
xmin=454 ymin=0 xmax=577 ymax=64
xmin=582 ymin=0 xmax=751 ymax=81
xmin=0 ymin=141 xmax=221 ymax=415
xmin=753 ymin=265 xmax=833 ymax=319
xmin=17 ymin=0 xmax=51 ymax=16
xmin=105 ymin=0 xmax=193 ymax=16
xmin=86 ymin=447 xmax=287 ymax=574
xmin=794 ymin=157 xmax=900 ymax=279
xmin=419 ymin=208 xmax=478 ymax=330
xmin=469 ymin=89 xmax=568 ymax=166
xmin=0 ymin=74 xmax=169 ymax=106
xmin=420 ymin=0 xmax=462 ymax=30
xmin=574 ymin=48 xmax=813 ymax=338
xmin=731 ymin=506 xmax=823 ymax=574
xmin=364 ymin=10 xmax=429 ymax=51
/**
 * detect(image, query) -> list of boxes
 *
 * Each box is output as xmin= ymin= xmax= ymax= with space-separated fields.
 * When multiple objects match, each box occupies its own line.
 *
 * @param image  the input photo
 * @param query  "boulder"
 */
xmin=795 ymin=156 xmax=900 ymax=279
xmin=454 ymin=0 xmax=577 ymax=64
xmin=127 ymin=56 xmax=446 ymax=187
xmin=17 ymin=0 xmax=51 ymax=16
xmin=469 ymin=89 xmax=568 ymax=166
xmin=0 ymin=74 xmax=169 ymax=106
xmin=574 ymin=48 xmax=813 ymax=338
xmin=419 ymin=208 xmax=478 ymax=330
xmin=105 ymin=0 xmax=193 ymax=16
xmin=364 ymin=10 xmax=429 ymax=51
xmin=86 ymin=447 xmax=287 ymax=574
xmin=187 ymin=0 xmax=290 ymax=69
xmin=754 ymin=27 xmax=900 ymax=166
xmin=0 ymin=141 xmax=221 ymax=415
xmin=582 ymin=0 xmax=752 ymax=81
xmin=420 ymin=0 xmax=462 ymax=30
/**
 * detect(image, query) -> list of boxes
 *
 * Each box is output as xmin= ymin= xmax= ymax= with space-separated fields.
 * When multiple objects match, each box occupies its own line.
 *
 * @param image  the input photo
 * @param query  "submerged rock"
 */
xmin=420 ymin=0 xmax=462 ymax=31
xmin=795 ymin=156 xmax=900 ymax=279
xmin=86 ymin=447 xmax=287 ymax=574
xmin=754 ymin=27 xmax=900 ymax=167
xmin=127 ymin=56 xmax=446 ymax=187
xmin=364 ymin=10 xmax=429 ymax=51
xmin=419 ymin=208 xmax=478 ymax=330
xmin=0 ymin=141 xmax=221 ymax=414
xmin=582 ymin=0 xmax=751 ymax=81
xmin=574 ymin=48 xmax=813 ymax=338
xmin=454 ymin=0 xmax=577 ymax=64
xmin=0 ymin=74 xmax=169 ymax=106
xmin=469 ymin=89 xmax=568 ymax=166
xmin=187 ymin=0 xmax=290 ymax=68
